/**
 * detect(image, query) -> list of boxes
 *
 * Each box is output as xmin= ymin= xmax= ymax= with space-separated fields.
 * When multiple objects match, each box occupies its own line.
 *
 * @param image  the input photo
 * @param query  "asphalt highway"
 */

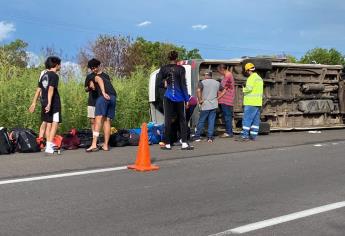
xmin=1 ymin=130 xmax=345 ymax=235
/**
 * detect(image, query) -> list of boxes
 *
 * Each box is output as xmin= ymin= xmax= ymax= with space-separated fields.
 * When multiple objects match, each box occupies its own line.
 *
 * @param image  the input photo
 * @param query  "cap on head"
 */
xmin=244 ymin=62 xmax=255 ymax=72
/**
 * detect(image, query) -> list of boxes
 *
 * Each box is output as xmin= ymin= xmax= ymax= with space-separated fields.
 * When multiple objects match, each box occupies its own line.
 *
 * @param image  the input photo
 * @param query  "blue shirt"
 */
xmin=157 ymin=64 xmax=189 ymax=102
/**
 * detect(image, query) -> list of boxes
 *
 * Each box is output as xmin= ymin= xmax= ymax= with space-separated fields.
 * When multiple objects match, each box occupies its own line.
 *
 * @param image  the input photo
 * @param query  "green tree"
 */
xmin=78 ymin=35 xmax=202 ymax=75
xmin=181 ymin=48 xmax=202 ymax=60
xmin=285 ymin=54 xmax=298 ymax=63
xmin=126 ymin=37 xmax=202 ymax=73
xmin=0 ymin=39 xmax=28 ymax=67
xmin=300 ymin=48 xmax=345 ymax=65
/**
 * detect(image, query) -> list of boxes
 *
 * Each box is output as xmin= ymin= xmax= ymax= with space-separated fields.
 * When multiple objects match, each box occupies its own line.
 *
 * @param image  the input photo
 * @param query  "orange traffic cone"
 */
xmin=128 ymin=123 xmax=159 ymax=171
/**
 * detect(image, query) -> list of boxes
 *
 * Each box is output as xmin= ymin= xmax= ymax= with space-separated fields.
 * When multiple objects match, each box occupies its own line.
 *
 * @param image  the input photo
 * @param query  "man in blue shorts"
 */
xmin=86 ymin=59 xmax=117 ymax=152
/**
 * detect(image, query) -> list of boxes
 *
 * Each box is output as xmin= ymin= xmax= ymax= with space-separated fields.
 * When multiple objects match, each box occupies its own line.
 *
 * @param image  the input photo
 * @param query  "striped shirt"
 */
xmin=219 ymin=72 xmax=235 ymax=106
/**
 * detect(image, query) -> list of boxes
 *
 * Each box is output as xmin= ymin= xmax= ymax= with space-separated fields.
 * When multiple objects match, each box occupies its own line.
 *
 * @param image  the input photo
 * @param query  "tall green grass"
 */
xmin=0 ymin=66 xmax=151 ymax=133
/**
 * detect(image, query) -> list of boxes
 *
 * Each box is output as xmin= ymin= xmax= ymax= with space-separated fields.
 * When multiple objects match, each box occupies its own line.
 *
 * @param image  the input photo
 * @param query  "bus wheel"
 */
xmin=259 ymin=122 xmax=270 ymax=135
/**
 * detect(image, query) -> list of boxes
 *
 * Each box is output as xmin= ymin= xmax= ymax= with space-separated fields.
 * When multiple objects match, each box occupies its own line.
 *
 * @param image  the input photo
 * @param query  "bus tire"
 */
xmin=259 ymin=122 xmax=270 ymax=135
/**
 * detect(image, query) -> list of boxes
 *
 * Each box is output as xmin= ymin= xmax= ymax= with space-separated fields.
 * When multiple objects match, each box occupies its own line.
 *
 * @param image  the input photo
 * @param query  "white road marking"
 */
xmin=313 ymin=144 xmax=323 ymax=147
xmin=307 ymin=131 xmax=322 ymax=134
xmin=0 ymin=166 xmax=127 ymax=186
xmin=209 ymin=201 xmax=345 ymax=235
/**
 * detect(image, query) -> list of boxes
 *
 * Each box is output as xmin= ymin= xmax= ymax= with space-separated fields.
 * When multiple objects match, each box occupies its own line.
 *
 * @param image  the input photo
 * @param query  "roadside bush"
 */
xmin=112 ymin=67 xmax=150 ymax=129
xmin=0 ymin=66 xmax=151 ymax=133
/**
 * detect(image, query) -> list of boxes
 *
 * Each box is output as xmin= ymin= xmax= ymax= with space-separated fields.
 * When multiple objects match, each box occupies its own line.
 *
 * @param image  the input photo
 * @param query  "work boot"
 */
xmin=235 ymin=137 xmax=250 ymax=142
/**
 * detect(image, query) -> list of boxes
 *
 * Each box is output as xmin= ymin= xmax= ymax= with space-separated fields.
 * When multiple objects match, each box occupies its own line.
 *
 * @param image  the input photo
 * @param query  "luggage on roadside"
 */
xmin=147 ymin=122 xmax=164 ymax=145
xmin=129 ymin=133 xmax=140 ymax=146
xmin=10 ymin=128 xmax=40 ymax=153
xmin=36 ymin=137 xmax=46 ymax=150
xmin=111 ymin=127 xmax=118 ymax=135
xmin=62 ymin=128 xmax=80 ymax=150
xmin=109 ymin=129 xmax=130 ymax=147
xmin=0 ymin=127 xmax=14 ymax=155
xmin=130 ymin=123 xmax=163 ymax=145
xmin=77 ymin=129 xmax=93 ymax=148
xmin=53 ymin=135 xmax=63 ymax=149
xmin=129 ymin=128 xmax=141 ymax=135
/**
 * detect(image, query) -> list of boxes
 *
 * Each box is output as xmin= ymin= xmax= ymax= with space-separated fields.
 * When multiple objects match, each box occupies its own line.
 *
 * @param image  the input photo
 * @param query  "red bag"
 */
xmin=61 ymin=129 xmax=80 ymax=150
xmin=53 ymin=135 xmax=63 ymax=149
xmin=36 ymin=137 xmax=46 ymax=150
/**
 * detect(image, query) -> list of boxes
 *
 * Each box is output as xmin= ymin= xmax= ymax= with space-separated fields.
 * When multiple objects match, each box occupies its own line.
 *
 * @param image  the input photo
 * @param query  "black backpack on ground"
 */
xmin=129 ymin=133 xmax=140 ymax=146
xmin=77 ymin=129 xmax=105 ymax=148
xmin=0 ymin=128 xmax=14 ymax=155
xmin=10 ymin=128 xmax=40 ymax=153
xmin=109 ymin=129 xmax=130 ymax=147
xmin=77 ymin=129 xmax=93 ymax=148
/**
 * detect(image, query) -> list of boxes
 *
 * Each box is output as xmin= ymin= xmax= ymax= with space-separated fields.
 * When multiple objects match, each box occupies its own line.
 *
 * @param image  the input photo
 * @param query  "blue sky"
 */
xmin=1 ymin=0 xmax=345 ymax=61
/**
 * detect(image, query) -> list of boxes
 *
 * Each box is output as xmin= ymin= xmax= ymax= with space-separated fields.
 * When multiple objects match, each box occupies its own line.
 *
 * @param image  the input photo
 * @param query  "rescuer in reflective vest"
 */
xmin=237 ymin=63 xmax=264 ymax=141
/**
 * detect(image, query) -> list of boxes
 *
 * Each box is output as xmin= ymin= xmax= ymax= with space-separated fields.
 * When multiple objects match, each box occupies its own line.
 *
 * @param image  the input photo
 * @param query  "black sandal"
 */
xmin=100 ymin=146 xmax=110 ymax=151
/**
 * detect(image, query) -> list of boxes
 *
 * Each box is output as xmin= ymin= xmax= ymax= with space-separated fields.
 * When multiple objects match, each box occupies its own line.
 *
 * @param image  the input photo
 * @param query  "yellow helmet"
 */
xmin=244 ymin=63 xmax=255 ymax=72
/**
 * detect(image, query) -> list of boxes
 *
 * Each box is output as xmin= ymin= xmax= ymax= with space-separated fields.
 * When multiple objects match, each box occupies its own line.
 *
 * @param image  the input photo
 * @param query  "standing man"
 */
xmin=237 ymin=63 xmax=264 ymax=141
xmin=29 ymin=69 xmax=49 ymax=145
xmin=217 ymin=64 xmax=235 ymax=138
xmin=39 ymin=56 xmax=62 ymax=154
xmin=84 ymin=71 xmax=99 ymax=132
xmin=86 ymin=59 xmax=116 ymax=152
xmin=157 ymin=50 xmax=193 ymax=150
xmin=194 ymin=71 xmax=223 ymax=143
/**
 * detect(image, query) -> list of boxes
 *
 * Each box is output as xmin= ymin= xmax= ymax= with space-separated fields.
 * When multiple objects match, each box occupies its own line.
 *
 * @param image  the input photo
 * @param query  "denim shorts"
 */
xmin=95 ymin=95 xmax=116 ymax=120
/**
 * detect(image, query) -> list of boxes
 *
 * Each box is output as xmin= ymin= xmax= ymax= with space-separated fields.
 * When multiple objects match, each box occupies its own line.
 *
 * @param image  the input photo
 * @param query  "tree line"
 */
xmin=1 ymin=36 xmax=345 ymax=75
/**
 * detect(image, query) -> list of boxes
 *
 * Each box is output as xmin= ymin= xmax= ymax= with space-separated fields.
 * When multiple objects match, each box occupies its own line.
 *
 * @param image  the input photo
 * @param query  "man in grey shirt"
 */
xmin=194 ymin=71 xmax=223 ymax=143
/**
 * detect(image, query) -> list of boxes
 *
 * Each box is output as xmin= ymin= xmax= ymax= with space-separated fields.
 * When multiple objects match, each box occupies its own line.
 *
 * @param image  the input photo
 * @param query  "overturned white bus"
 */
xmin=149 ymin=58 xmax=345 ymax=133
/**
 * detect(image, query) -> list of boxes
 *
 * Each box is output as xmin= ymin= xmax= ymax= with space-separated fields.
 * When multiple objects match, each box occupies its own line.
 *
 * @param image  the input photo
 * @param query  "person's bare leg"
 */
xmin=102 ymin=118 xmax=111 ymax=150
xmin=39 ymin=121 xmax=47 ymax=138
xmin=48 ymin=122 xmax=59 ymax=143
xmin=45 ymin=122 xmax=58 ymax=153
xmin=45 ymin=123 xmax=52 ymax=140
xmin=90 ymin=118 xmax=95 ymax=132
xmin=87 ymin=115 xmax=103 ymax=150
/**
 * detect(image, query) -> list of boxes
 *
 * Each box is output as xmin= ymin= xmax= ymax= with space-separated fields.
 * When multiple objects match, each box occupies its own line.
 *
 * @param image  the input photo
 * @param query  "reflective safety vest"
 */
xmin=243 ymin=72 xmax=263 ymax=106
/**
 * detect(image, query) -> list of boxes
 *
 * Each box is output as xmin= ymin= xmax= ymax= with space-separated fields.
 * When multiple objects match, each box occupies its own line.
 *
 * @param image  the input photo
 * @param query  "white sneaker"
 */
xmin=45 ymin=147 xmax=54 ymax=154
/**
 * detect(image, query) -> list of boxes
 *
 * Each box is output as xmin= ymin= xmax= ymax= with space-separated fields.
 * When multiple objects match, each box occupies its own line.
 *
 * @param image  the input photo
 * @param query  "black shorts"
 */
xmin=41 ymin=108 xmax=62 ymax=123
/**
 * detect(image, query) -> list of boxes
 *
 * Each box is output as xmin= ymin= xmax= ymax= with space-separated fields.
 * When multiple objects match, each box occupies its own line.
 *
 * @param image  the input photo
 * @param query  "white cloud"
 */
xmin=0 ymin=21 xmax=15 ymax=41
xmin=192 ymin=24 xmax=208 ymax=30
xmin=137 ymin=21 xmax=152 ymax=27
xmin=60 ymin=61 xmax=82 ymax=80
xmin=27 ymin=51 xmax=42 ymax=68
xmin=26 ymin=53 xmax=82 ymax=80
